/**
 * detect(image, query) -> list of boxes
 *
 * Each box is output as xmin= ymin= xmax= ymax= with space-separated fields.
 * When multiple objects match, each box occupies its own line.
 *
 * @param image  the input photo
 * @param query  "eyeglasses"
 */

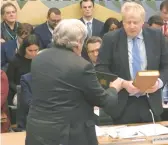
xmin=88 ymin=49 xmax=99 ymax=54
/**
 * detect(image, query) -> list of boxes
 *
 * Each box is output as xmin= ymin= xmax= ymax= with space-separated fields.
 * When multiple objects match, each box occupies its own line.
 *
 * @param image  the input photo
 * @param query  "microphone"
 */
xmin=147 ymin=93 xmax=157 ymax=136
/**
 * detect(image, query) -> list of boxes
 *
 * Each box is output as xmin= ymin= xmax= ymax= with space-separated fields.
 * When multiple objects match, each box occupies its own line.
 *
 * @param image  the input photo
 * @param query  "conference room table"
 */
xmin=1 ymin=121 xmax=168 ymax=145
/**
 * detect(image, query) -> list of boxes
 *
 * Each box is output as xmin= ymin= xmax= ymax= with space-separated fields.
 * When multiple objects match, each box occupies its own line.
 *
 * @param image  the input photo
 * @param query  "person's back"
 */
xmin=28 ymin=47 xmax=100 ymax=145
xmin=26 ymin=19 xmax=123 ymax=145
xmin=29 ymin=47 xmax=96 ymax=123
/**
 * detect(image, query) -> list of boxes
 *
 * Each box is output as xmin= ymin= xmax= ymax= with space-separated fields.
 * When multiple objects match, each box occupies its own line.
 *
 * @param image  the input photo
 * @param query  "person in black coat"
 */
xmin=25 ymin=19 xmax=123 ymax=145
xmin=97 ymin=2 xmax=168 ymax=124
xmin=34 ymin=8 xmax=61 ymax=49
xmin=6 ymin=34 xmax=40 ymax=105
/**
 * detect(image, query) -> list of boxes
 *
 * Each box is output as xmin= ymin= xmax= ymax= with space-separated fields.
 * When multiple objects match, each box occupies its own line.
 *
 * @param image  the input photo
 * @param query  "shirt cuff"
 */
xmin=158 ymin=78 xmax=164 ymax=89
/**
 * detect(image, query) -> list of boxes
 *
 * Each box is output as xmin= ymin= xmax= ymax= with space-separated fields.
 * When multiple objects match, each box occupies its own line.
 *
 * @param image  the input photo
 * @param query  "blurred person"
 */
xmin=160 ymin=0 xmax=168 ymax=36
xmin=25 ymin=19 xmax=123 ymax=145
xmin=1 ymin=70 xmax=11 ymax=133
xmin=79 ymin=0 xmax=104 ymax=37
xmin=97 ymin=2 xmax=168 ymax=124
xmin=148 ymin=15 xmax=163 ymax=29
xmin=6 ymin=34 xmax=40 ymax=105
xmin=1 ymin=2 xmax=20 ymax=42
xmin=1 ymin=23 xmax=34 ymax=70
xmin=102 ymin=17 xmax=120 ymax=36
xmin=34 ymin=7 xmax=61 ymax=49
xmin=86 ymin=36 xmax=102 ymax=65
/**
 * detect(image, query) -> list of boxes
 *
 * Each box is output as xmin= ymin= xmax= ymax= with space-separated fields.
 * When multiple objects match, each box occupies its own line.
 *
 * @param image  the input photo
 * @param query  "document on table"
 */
xmin=95 ymin=125 xmax=127 ymax=137
xmin=107 ymin=124 xmax=168 ymax=139
xmin=95 ymin=126 xmax=108 ymax=136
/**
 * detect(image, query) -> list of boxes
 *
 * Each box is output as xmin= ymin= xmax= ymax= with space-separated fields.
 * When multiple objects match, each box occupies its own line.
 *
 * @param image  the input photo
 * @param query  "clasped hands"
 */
xmin=109 ymin=78 xmax=159 ymax=94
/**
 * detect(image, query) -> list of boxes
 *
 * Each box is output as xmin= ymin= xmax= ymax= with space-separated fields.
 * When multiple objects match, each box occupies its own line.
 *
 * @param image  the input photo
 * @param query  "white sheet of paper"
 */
xmin=107 ymin=124 xmax=168 ymax=139
xmin=94 ymin=108 xmax=99 ymax=116
xmin=95 ymin=126 xmax=107 ymax=136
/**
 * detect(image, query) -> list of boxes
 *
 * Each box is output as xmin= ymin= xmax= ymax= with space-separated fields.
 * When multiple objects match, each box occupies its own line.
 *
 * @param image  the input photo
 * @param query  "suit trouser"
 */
xmin=113 ymin=95 xmax=161 ymax=125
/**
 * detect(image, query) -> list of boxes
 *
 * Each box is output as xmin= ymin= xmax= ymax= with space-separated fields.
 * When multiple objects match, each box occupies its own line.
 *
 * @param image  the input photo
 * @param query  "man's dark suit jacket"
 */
xmin=97 ymin=27 xmax=168 ymax=120
xmin=17 ymin=73 xmax=32 ymax=130
xmin=34 ymin=22 xmax=52 ymax=49
xmin=1 ymin=39 xmax=17 ymax=70
xmin=26 ymin=47 xmax=118 ymax=145
xmin=80 ymin=18 xmax=104 ymax=37
xmin=80 ymin=18 xmax=104 ymax=61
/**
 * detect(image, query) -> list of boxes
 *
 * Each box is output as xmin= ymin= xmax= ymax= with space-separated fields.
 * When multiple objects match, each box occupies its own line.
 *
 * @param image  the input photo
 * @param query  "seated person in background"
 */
xmin=1 ymin=2 xmax=20 ymax=42
xmin=160 ymin=0 xmax=168 ymax=36
xmin=17 ymin=73 xmax=32 ymax=130
xmin=6 ymin=34 xmax=40 ymax=105
xmin=1 ymin=23 xmax=34 ymax=71
xmin=34 ymin=7 xmax=61 ymax=49
xmin=102 ymin=17 xmax=121 ymax=36
xmin=79 ymin=0 xmax=104 ymax=38
xmin=86 ymin=36 xmax=113 ymax=125
xmin=1 ymin=70 xmax=11 ymax=133
xmin=148 ymin=15 xmax=163 ymax=29
xmin=86 ymin=36 xmax=102 ymax=65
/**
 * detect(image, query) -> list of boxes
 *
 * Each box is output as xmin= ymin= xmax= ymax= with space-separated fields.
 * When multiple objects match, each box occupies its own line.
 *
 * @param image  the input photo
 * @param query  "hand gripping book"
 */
xmin=133 ymin=70 xmax=160 ymax=93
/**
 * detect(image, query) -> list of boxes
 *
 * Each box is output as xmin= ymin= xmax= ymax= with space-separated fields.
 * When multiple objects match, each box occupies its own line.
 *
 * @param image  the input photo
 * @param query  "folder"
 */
xmin=96 ymin=71 xmax=118 ymax=89
xmin=133 ymin=70 xmax=160 ymax=93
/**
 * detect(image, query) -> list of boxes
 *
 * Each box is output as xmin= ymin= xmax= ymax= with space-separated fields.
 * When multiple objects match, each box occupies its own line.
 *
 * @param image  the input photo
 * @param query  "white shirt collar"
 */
xmin=47 ymin=21 xmax=54 ymax=34
xmin=163 ymin=21 xmax=168 ymax=24
xmin=16 ymin=38 xmax=20 ymax=49
xmin=82 ymin=17 xmax=93 ymax=25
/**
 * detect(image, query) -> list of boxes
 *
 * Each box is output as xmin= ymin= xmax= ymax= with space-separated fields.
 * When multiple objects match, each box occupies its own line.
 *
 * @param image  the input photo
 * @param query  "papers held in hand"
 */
xmin=133 ymin=70 xmax=160 ymax=93
xmin=96 ymin=71 xmax=118 ymax=89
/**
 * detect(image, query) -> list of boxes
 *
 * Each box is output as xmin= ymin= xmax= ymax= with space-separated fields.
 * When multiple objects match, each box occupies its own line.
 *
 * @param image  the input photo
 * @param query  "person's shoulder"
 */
xmin=103 ymin=28 xmax=122 ymax=41
xmin=2 ymin=39 xmax=16 ymax=47
xmin=34 ymin=22 xmax=47 ymax=31
xmin=143 ymin=27 xmax=162 ymax=35
xmin=93 ymin=18 xmax=104 ymax=25
xmin=10 ymin=54 xmax=22 ymax=64
xmin=21 ymin=73 xmax=31 ymax=82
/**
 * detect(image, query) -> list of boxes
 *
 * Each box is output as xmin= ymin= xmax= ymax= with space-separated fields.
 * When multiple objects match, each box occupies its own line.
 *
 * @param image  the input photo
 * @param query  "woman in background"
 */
xmin=102 ymin=17 xmax=121 ymax=36
xmin=6 ymin=34 xmax=40 ymax=105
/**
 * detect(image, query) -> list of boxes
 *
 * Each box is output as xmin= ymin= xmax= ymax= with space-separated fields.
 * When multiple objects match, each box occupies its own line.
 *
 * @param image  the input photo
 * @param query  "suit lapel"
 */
xmin=142 ymin=29 xmax=154 ymax=69
xmin=92 ymin=18 xmax=96 ymax=36
xmin=118 ymin=29 xmax=131 ymax=80
xmin=80 ymin=18 xmax=85 ymax=24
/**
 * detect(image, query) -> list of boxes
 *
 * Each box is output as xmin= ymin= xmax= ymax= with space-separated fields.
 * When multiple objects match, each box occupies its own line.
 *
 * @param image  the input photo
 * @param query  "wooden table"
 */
xmin=1 ymin=121 xmax=168 ymax=145
xmin=98 ymin=121 xmax=168 ymax=145
xmin=1 ymin=132 xmax=26 ymax=145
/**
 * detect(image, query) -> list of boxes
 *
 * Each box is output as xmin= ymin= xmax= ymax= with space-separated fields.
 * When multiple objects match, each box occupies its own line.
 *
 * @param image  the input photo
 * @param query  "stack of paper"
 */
xmin=107 ymin=124 xmax=168 ymax=139
xmin=138 ymin=124 xmax=168 ymax=136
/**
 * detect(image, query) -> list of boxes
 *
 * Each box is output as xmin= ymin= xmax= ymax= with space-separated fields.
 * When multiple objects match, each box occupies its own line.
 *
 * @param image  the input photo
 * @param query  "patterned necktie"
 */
xmin=87 ymin=22 xmax=92 ymax=37
xmin=132 ymin=37 xmax=141 ymax=79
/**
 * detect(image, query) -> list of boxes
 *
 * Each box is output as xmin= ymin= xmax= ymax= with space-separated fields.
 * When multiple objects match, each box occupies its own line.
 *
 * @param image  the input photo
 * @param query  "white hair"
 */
xmin=121 ymin=1 xmax=145 ymax=21
xmin=53 ymin=19 xmax=87 ymax=50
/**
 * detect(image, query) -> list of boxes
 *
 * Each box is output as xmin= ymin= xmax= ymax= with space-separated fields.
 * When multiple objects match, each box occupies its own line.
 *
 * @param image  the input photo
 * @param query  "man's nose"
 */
xmin=94 ymin=51 xmax=99 ymax=56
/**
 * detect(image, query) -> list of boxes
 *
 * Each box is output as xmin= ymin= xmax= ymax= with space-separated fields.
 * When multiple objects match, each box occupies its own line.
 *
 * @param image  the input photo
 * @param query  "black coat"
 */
xmin=97 ymin=27 xmax=168 ymax=120
xmin=26 ymin=47 xmax=118 ymax=145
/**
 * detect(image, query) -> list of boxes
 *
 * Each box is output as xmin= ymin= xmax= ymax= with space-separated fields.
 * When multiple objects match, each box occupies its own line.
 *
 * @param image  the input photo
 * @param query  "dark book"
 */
xmin=96 ymin=71 xmax=118 ymax=89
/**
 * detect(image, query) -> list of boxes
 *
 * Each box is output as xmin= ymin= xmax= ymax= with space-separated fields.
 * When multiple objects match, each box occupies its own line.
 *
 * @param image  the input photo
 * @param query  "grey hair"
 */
xmin=121 ymin=1 xmax=145 ymax=22
xmin=53 ymin=19 xmax=87 ymax=50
